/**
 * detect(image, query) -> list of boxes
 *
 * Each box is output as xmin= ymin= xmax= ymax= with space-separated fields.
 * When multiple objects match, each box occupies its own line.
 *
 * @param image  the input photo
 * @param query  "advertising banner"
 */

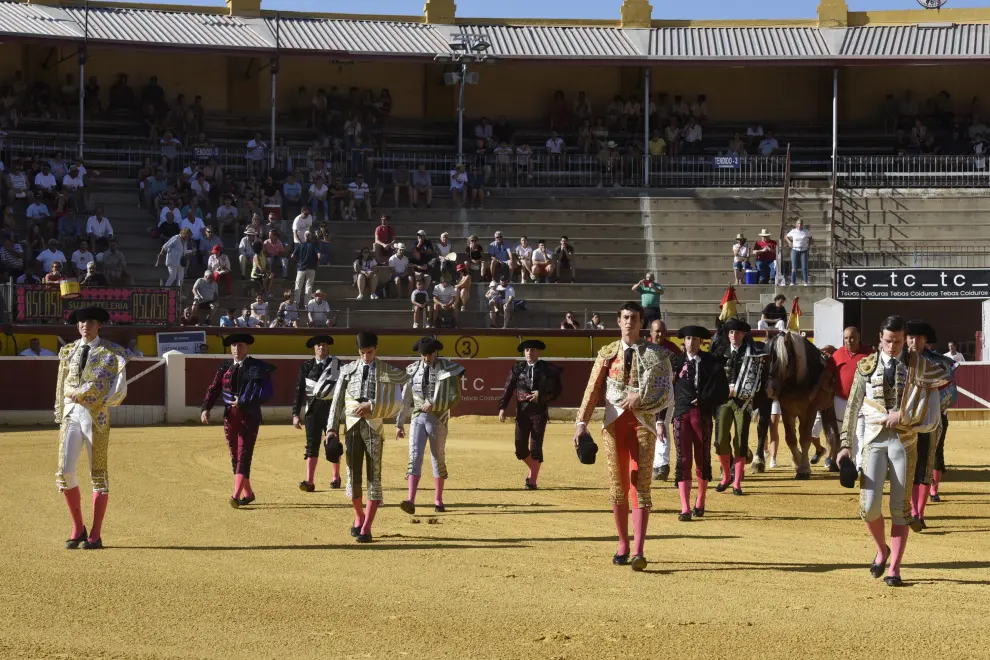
xmin=15 ymin=285 xmax=178 ymax=325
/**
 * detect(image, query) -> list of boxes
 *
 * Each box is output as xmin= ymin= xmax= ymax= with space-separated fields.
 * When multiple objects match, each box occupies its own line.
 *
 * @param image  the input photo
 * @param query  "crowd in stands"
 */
xmin=728 ymin=221 xmax=812 ymax=286
xmin=883 ymin=90 xmax=990 ymax=157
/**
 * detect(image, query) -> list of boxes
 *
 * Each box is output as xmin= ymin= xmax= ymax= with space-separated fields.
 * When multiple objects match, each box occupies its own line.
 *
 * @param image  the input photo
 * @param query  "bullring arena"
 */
xmin=3 ymin=0 xmax=990 ymax=657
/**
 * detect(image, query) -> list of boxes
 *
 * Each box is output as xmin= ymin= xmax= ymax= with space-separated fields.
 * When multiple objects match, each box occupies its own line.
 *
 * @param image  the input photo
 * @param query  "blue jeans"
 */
xmin=58 ymin=215 xmax=80 ymax=239
xmin=310 ymin=198 xmax=329 ymax=220
xmin=790 ymin=249 xmax=808 ymax=284
xmin=318 ymin=241 xmax=332 ymax=265
xmin=756 ymin=260 xmax=772 ymax=284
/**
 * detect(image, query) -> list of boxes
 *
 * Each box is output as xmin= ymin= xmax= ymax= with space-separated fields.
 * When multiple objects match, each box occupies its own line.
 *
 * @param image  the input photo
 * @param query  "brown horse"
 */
xmin=766 ymin=331 xmax=834 ymax=479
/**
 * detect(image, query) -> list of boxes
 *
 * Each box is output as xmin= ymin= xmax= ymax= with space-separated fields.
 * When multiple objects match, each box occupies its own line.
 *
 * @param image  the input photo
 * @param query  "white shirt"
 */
xmin=70 ymin=249 xmax=95 ymax=272
xmin=27 ymin=203 xmax=50 ymax=219
xmin=307 ymin=299 xmax=331 ymax=323
xmin=238 ymin=236 xmax=255 ymax=259
xmin=34 ymin=172 xmax=57 ymax=189
xmin=944 ymin=351 xmax=966 ymax=363
xmin=37 ymin=249 xmax=67 ymax=272
xmin=160 ymin=206 xmax=180 ymax=224
xmin=759 ymin=138 xmax=779 ymax=155
xmin=389 ymin=254 xmax=409 ymax=274
xmin=684 ymin=125 xmax=703 ymax=142
xmin=180 ymin=217 xmax=206 ymax=240
xmin=532 ymin=249 xmax=550 ymax=265
xmin=348 ymin=182 xmax=369 ymax=200
xmin=62 ymin=174 xmax=85 ymax=189
xmin=433 ymin=283 xmax=455 ymax=306
xmin=515 ymin=146 xmax=533 ymax=165
xmin=292 ymin=214 xmax=313 ymax=243
xmin=515 ymin=244 xmax=533 ymax=260
xmin=86 ymin=215 xmax=114 ymax=238
xmin=546 ymin=137 xmax=565 ymax=154
xmin=449 ymin=170 xmax=468 ymax=190
xmin=436 ymin=241 xmax=452 ymax=257
xmin=246 ymin=139 xmax=266 ymax=160
xmin=20 ymin=347 xmax=56 ymax=356
xmin=747 ymin=125 xmax=764 ymax=137
xmin=787 ymin=228 xmax=812 ymax=251
xmin=475 ymin=124 xmax=493 ymax=139
xmin=191 ymin=179 xmax=210 ymax=195
xmin=216 ymin=204 xmax=238 ymax=223
xmin=235 ymin=315 xmax=260 ymax=328
xmin=251 ymin=301 xmax=268 ymax=320
xmin=309 ymin=183 xmax=328 ymax=200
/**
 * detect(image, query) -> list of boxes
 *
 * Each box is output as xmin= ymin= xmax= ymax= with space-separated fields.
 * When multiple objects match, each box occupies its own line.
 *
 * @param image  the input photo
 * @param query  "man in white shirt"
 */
xmin=474 ymin=117 xmax=494 ymax=147
xmin=86 ymin=208 xmax=114 ymax=247
xmin=486 ymin=275 xmax=516 ymax=329
xmin=308 ymin=176 xmax=330 ymax=221
xmin=160 ymin=200 xmax=180 ymax=226
xmin=513 ymin=236 xmax=534 ymax=283
xmin=347 ymin=173 xmax=371 ymax=221
xmin=944 ymin=342 xmax=966 ymax=363
xmin=190 ymin=172 xmax=210 ymax=200
xmin=34 ymin=164 xmax=57 ymax=196
xmin=449 ymin=165 xmax=468 ymax=207
xmin=546 ymin=131 xmax=565 ymax=179
xmin=515 ymin=142 xmax=533 ymax=185
xmin=683 ymin=119 xmax=703 ymax=154
xmin=246 ymin=132 xmax=267 ymax=178
xmin=37 ymin=239 xmax=67 ymax=273
xmin=19 ymin=338 xmax=56 ymax=356
xmin=758 ymin=130 xmax=779 ymax=156
xmin=785 ymin=219 xmax=812 ymax=286
xmin=62 ymin=166 xmax=86 ymax=209
xmin=432 ymin=277 xmax=458 ymax=326
xmin=292 ymin=207 xmax=314 ymax=247
xmin=70 ymin=241 xmax=95 ymax=275
xmin=235 ymin=307 xmax=260 ymax=328
xmin=180 ymin=211 xmax=206 ymax=266
xmin=27 ymin=198 xmax=51 ymax=223
xmin=306 ymin=290 xmax=332 ymax=328
xmin=389 ymin=243 xmax=414 ymax=297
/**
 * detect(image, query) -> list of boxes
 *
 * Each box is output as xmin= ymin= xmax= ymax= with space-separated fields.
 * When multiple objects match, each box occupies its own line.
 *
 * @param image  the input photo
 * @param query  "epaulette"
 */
xmin=857 ymin=353 xmax=878 ymax=376
xmin=597 ymin=340 xmax=621 ymax=360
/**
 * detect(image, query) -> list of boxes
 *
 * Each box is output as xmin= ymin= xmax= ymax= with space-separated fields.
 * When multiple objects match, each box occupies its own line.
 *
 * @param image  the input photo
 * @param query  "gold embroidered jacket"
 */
xmin=54 ymin=338 xmax=130 ymax=424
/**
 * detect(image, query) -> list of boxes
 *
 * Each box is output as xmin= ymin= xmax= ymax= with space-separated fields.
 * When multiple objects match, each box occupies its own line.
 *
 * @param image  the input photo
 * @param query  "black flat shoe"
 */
xmin=630 ymin=555 xmax=648 ymax=572
xmin=434 ymin=504 xmax=446 ymax=513
xmin=870 ymin=545 xmax=890 ymax=579
xmin=929 ymin=493 xmax=941 ymax=503
xmin=350 ymin=525 xmax=361 ymax=538
xmin=330 ymin=478 xmax=341 ymax=489
xmin=299 ymin=481 xmax=315 ymax=492
xmin=909 ymin=518 xmax=924 ymax=533
xmin=65 ymin=527 xmax=88 ymax=550
xmin=524 ymin=480 xmax=537 ymax=490
xmin=356 ymin=533 xmax=373 ymax=543
xmin=733 ymin=488 xmax=744 ymax=496
xmin=715 ymin=482 xmax=730 ymax=493
xmin=612 ymin=553 xmax=629 ymax=566
xmin=399 ymin=500 xmax=416 ymax=515
xmin=693 ymin=507 xmax=705 ymax=518
xmin=794 ymin=472 xmax=811 ymax=481
xmin=82 ymin=538 xmax=103 ymax=550
xmin=229 ymin=497 xmax=241 ymax=509
xmin=884 ymin=575 xmax=904 ymax=587
xmin=919 ymin=518 xmax=928 ymax=530
xmin=678 ymin=512 xmax=692 ymax=522
xmin=239 ymin=494 xmax=256 ymax=506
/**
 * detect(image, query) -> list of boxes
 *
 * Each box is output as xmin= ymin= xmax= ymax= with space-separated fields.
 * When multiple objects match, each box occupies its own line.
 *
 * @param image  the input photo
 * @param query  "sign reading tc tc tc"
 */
xmin=836 ymin=268 xmax=990 ymax=300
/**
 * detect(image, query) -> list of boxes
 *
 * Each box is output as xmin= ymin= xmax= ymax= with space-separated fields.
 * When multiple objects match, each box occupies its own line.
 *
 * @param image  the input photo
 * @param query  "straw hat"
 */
xmin=758 ymin=228 xmax=772 ymax=238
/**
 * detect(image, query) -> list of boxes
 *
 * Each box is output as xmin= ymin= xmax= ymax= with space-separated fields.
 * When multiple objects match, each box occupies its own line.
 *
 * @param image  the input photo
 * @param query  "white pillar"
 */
xmin=164 ymin=350 xmax=187 ymax=424
xmin=814 ymin=297 xmax=845 ymax=349
xmin=643 ymin=67 xmax=650 ymax=187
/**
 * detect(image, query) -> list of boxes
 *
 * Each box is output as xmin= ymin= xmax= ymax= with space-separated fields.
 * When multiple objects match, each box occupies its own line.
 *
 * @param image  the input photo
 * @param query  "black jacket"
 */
xmin=498 ymin=360 xmax=563 ymax=416
xmin=671 ymin=352 xmax=729 ymax=418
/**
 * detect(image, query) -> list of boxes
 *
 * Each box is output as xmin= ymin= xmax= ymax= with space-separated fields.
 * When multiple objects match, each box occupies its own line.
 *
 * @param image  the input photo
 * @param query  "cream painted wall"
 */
xmin=0 ymin=44 xmax=24 ymax=83
xmin=841 ymin=66 xmax=990 ymax=122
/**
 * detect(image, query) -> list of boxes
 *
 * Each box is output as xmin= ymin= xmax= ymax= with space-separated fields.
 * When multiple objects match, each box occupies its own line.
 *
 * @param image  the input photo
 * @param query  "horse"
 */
xmin=766 ymin=330 xmax=835 ymax=479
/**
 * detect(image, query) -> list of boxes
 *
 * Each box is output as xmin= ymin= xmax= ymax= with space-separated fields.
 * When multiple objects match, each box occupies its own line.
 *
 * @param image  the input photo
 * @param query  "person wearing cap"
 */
xmin=486 ymin=275 xmax=515 ymax=329
xmin=325 ymin=331 xmax=410 ymax=542
xmin=293 ymin=335 xmax=343 ymax=492
xmin=54 ymin=306 xmax=131 ymax=550
xmin=396 ymin=338 xmax=465 ymax=514
xmin=752 ymin=228 xmax=777 ymax=285
xmin=648 ymin=319 xmax=682 ymax=482
xmin=714 ymin=317 xmax=757 ymax=496
xmin=574 ymin=302 xmax=674 ymax=571
xmin=731 ymin=234 xmax=750 ymax=285
xmin=498 ymin=339 xmax=563 ymax=489
xmin=201 ymin=333 xmax=276 ymax=508
xmin=837 ymin=315 xmax=949 ymax=586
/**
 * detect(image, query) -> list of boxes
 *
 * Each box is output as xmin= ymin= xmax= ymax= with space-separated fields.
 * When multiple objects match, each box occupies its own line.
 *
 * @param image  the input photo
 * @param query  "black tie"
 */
xmin=884 ymin=357 xmax=897 ymax=388
xmin=78 ymin=345 xmax=90 ymax=371
xmin=422 ymin=365 xmax=430 ymax=397
xmin=231 ymin=363 xmax=241 ymax=393
xmin=624 ymin=347 xmax=633 ymax=382
xmin=361 ymin=364 xmax=370 ymax=397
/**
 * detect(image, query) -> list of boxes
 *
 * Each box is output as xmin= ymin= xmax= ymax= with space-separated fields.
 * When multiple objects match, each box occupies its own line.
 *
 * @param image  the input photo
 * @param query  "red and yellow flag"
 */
xmin=787 ymin=297 xmax=802 ymax=332
xmin=718 ymin=285 xmax=739 ymax=322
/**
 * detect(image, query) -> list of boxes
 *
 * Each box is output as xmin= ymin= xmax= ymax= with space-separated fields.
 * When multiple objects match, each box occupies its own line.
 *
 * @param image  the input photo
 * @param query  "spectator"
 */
xmin=752 ymin=228 xmax=777 ymax=284
xmin=364 ymin=157 xmax=385 ymax=208
xmin=34 ymin=163 xmax=57 ymax=197
xmin=759 ymin=130 xmax=779 ymax=156
xmin=389 ymin=242 xmax=414 ymax=297
xmin=475 ymin=117 xmax=494 ymax=147
xmin=732 ymin=233 xmax=750 ymax=285
xmin=250 ymin=240 xmax=272 ymax=296
xmin=156 ymin=228 xmax=193 ymax=288
xmin=190 ymin=172 xmax=210 ymax=203
xmin=246 ymin=132 xmax=267 ymax=178
xmin=560 ymin=312 xmax=580 ymax=330
xmin=531 ymin=239 xmax=552 ymax=283
xmin=488 ymin=231 xmax=511 ymax=282
xmin=727 ymin=133 xmax=746 ymax=157
xmin=44 ymin=261 xmax=64 ymax=287
xmin=250 ymin=292 xmax=268 ymax=325
xmin=215 ymin=197 xmax=239 ymax=237
xmin=219 ymin=308 xmax=238 ymax=328
xmin=292 ymin=230 xmax=320 ymax=306
xmin=454 ymin=263 xmax=471 ymax=313
xmin=409 ymin=232 xmax=434 ymax=289
xmin=371 ymin=213 xmax=396 ymax=265
xmin=786 ymin=219 xmax=812 ymax=285
xmin=553 ymin=236 xmax=576 ymax=283
xmin=238 ymin=227 xmax=257 ymax=278
xmin=262 ymin=228 xmax=287 ymax=279
xmin=467 ymin=165 xmax=486 ymax=209
xmin=179 ymin=307 xmax=198 ymax=327
xmin=97 ymin=239 xmax=129 ymax=285
xmin=512 ymin=236 xmax=534 ymax=283
xmin=180 ymin=210 xmax=206 ymax=267
xmin=192 ymin=270 xmax=219 ymax=323
xmin=648 ymin=129 xmax=667 ymax=158
xmin=494 ymin=140 xmax=514 ymax=186
xmin=759 ymin=294 xmax=788 ymax=331
xmin=572 ymin=94 xmax=592 ymax=126
xmin=465 ymin=234 xmax=485 ymax=279
xmin=354 ymin=246 xmax=379 ymax=300
xmin=546 ymin=130 xmax=565 ymax=170
xmin=393 ymin=163 xmax=412 ymax=207
xmin=17 ymin=263 xmax=43 ymax=285
xmin=691 ymin=94 xmax=709 ymax=123
xmin=898 ymin=90 xmax=918 ymax=128
xmin=682 ymin=118 xmax=703 ymax=154
xmin=432 ymin=274 xmax=458 ymax=327
xmin=347 ymin=173 xmax=371 ymax=221
xmin=486 ymin=275 xmax=515 ymax=329
xmin=8 ymin=163 xmax=30 ymax=202
xmin=19 ymin=338 xmax=56 ymax=356
xmin=27 ymin=196 xmax=53 ymax=229
xmin=587 ymin=312 xmax=605 ymax=330
xmin=449 ymin=164 xmax=468 ymax=207
xmin=330 ymin=176 xmax=350 ymax=221
xmin=515 ymin=141 xmax=533 ymax=186
xmin=632 ymin=272 xmax=663 ymax=325
xmin=606 ymin=95 xmax=624 ymax=130
xmin=157 ymin=211 xmax=180 ymax=245
xmin=309 ymin=175 xmax=330 ymax=221
xmin=198 ymin=224 xmax=222 ymax=263
xmin=291 ymin=206 xmax=314 ymax=249
xmin=207 ymin=244 xmax=232 ymax=296
xmin=78 ymin=261 xmax=107 ymax=286
xmin=307 ymin=290 xmax=332 ymax=328
xmin=69 ymin=239 xmax=95 ymax=275
xmin=277 ymin=289 xmax=299 ymax=328
xmin=0 ymin=234 xmax=25 ymax=278
xmin=945 ymin=341 xmax=966 ymax=363
xmin=432 ymin=231 xmax=454 ymax=281
xmin=282 ymin=173 xmax=303 ymax=225
xmin=411 ymin=277 xmax=430 ymax=329
xmin=234 ymin=307 xmax=260 ymax=328
xmin=62 ymin=165 xmax=86 ymax=210
xmin=37 ymin=239 xmax=66 ymax=274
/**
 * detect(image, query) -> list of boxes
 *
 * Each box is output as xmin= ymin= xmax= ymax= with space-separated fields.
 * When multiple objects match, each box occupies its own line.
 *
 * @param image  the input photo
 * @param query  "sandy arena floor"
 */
xmin=1 ymin=418 xmax=988 ymax=660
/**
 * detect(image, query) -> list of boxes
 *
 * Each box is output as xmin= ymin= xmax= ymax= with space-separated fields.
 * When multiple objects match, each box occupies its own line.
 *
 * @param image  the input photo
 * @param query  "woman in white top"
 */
xmin=732 ymin=234 xmax=750 ymax=285
xmin=449 ymin=165 xmax=468 ymax=207
xmin=785 ymin=219 xmax=812 ymax=286
xmin=277 ymin=289 xmax=299 ymax=327
xmin=353 ymin=247 xmax=379 ymax=301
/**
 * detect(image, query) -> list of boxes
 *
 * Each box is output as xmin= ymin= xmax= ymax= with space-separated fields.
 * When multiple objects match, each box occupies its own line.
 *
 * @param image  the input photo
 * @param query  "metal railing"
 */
xmin=836 ymin=155 xmax=990 ymax=188
xmin=836 ymin=243 xmax=990 ymax=269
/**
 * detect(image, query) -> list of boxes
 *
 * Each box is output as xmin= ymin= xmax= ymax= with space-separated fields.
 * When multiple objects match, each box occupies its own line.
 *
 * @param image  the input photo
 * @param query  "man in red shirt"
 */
xmin=823 ymin=326 xmax=874 ymax=468
xmin=752 ymin=229 xmax=777 ymax=285
xmin=373 ymin=214 xmax=396 ymax=265
xmin=649 ymin=319 xmax=682 ymax=481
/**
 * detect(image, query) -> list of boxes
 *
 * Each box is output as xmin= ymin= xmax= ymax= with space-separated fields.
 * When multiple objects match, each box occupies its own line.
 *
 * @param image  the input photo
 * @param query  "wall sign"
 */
xmin=16 ymin=285 xmax=178 ymax=325
xmin=917 ymin=0 xmax=949 ymax=8
xmin=836 ymin=268 xmax=990 ymax=300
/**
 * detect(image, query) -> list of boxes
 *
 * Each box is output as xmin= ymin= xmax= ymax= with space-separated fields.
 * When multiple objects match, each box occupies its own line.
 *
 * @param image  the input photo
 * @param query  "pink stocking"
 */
xmin=916 ymin=484 xmax=930 ymax=520
xmin=233 ymin=474 xmax=246 ymax=499
xmin=613 ymin=503 xmax=630 ymax=556
xmin=63 ymin=487 xmax=85 ymax=538
xmin=90 ymin=492 xmax=108 ymax=541
xmin=677 ymin=480 xmax=692 ymax=514
xmin=305 ymin=457 xmax=318 ymax=484
xmin=529 ymin=461 xmax=542 ymax=485
xmin=407 ymin=474 xmax=421 ymax=503
xmin=242 ymin=478 xmax=254 ymax=498
xmin=718 ymin=455 xmax=732 ymax=486
xmin=931 ymin=470 xmax=942 ymax=496
xmin=351 ymin=498 xmax=365 ymax=527
xmin=434 ymin=477 xmax=445 ymax=506
xmin=865 ymin=517 xmax=887 ymax=563
xmin=360 ymin=500 xmax=381 ymax=535
xmin=632 ymin=508 xmax=649 ymax=557
xmin=695 ymin=470 xmax=709 ymax=509
xmin=910 ymin=484 xmax=920 ymax=518
xmin=733 ymin=457 xmax=745 ymax=489
xmin=889 ymin=524 xmax=909 ymax=577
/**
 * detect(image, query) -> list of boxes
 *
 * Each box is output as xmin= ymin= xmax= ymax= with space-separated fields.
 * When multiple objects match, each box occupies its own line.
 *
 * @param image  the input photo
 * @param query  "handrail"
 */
xmin=776 ymin=144 xmax=792 ymax=286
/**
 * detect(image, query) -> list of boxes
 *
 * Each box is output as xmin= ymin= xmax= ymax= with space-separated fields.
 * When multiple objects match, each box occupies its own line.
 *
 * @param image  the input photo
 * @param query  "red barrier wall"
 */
xmin=0 ymin=357 xmax=167 ymax=411
xmin=952 ymin=363 xmax=990 ymax=409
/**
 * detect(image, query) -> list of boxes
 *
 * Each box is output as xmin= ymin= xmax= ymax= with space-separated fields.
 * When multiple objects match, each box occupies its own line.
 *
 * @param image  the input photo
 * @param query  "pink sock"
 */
xmin=865 ymin=517 xmax=887 ymax=563
xmin=917 ymin=484 xmax=930 ymax=519
xmin=434 ymin=477 xmax=445 ymax=506
xmin=233 ymin=474 xmax=245 ymax=499
xmin=360 ymin=500 xmax=381 ymax=535
xmin=718 ymin=455 xmax=732 ymax=485
xmin=63 ymin=487 xmax=85 ymax=538
xmin=931 ymin=470 xmax=942 ymax=495
xmin=612 ymin=503 xmax=630 ymax=555
xmin=90 ymin=492 xmax=108 ymax=541
xmin=696 ymin=471 xmax=709 ymax=510
xmin=407 ymin=474 xmax=421 ymax=503
xmin=333 ymin=462 xmax=341 ymax=480
xmin=242 ymin=478 xmax=254 ymax=498
xmin=352 ymin=498 xmax=365 ymax=527
xmin=529 ymin=461 xmax=542 ymax=485
xmin=632 ymin=508 xmax=649 ymax=557
xmin=889 ymin=524 xmax=909 ymax=577
xmin=677 ymin=480 xmax=692 ymax=514
xmin=305 ymin=457 xmax=318 ymax=484
xmin=733 ymin=457 xmax=745 ymax=489
xmin=910 ymin=484 xmax=920 ymax=518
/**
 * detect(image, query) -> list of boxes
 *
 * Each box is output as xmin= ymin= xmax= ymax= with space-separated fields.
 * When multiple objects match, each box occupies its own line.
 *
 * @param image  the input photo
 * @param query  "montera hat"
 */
xmin=356 ymin=331 xmax=379 ymax=349
xmin=838 ymin=455 xmax=858 ymax=489
xmin=222 ymin=333 xmax=255 ymax=347
xmin=906 ymin=319 xmax=937 ymax=344
xmin=723 ymin=318 xmax=751 ymax=333
xmin=677 ymin=325 xmax=711 ymax=340
xmin=575 ymin=429 xmax=599 ymax=465
xmin=517 ymin=339 xmax=547 ymax=352
xmin=306 ymin=335 xmax=334 ymax=348
xmin=324 ymin=436 xmax=344 ymax=463
xmin=67 ymin=306 xmax=110 ymax=324
xmin=413 ymin=337 xmax=444 ymax=354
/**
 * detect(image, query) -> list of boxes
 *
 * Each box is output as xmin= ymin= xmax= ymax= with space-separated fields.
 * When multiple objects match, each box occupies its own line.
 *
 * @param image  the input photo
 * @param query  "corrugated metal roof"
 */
xmin=448 ymin=24 xmax=640 ymax=58
xmin=650 ymin=27 xmax=830 ymax=59
xmin=839 ymin=24 xmax=990 ymax=58
xmin=272 ymin=18 xmax=447 ymax=55
xmin=62 ymin=6 xmax=272 ymax=50
xmin=0 ymin=2 xmax=82 ymax=39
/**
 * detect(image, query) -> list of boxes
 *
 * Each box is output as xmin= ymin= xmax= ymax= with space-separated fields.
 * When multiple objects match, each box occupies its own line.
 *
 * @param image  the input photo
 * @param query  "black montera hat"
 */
xmin=67 ymin=306 xmax=110 ymax=324
xmin=518 ymin=339 xmax=546 ymax=352
xmin=356 ymin=331 xmax=378 ymax=349
xmin=576 ymin=430 xmax=599 ymax=465
xmin=306 ymin=335 xmax=334 ymax=348
xmin=222 ymin=333 xmax=255 ymax=347
xmin=677 ymin=325 xmax=711 ymax=340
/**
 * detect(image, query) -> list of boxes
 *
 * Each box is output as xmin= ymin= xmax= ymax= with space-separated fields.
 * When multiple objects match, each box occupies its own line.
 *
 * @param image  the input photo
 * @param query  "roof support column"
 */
xmin=643 ymin=67 xmax=650 ymax=187
xmin=831 ymin=68 xmax=838 ymax=181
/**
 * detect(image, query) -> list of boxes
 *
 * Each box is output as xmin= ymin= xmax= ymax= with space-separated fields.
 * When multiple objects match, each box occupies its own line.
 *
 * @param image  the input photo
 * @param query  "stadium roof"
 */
xmin=2 ymin=2 xmax=990 ymax=62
